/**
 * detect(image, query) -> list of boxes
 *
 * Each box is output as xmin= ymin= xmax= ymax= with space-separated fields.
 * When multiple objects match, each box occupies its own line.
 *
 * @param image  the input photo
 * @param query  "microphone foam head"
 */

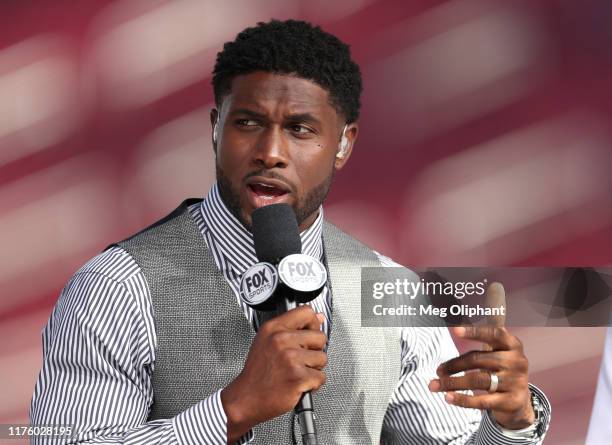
xmin=252 ymin=204 xmax=302 ymax=263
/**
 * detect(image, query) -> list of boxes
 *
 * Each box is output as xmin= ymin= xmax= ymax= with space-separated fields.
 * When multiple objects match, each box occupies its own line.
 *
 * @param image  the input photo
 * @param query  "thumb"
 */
xmin=483 ymin=281 xmax=507 ymax=351
xmin=486 ymin=281 xmax=506 ymax=328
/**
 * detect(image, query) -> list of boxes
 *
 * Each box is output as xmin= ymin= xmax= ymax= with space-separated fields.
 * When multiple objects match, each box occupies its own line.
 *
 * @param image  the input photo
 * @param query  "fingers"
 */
xmin=270 ymin=329 xmax=328 ymax=351
xmin=300 ymin=368 xmax=327 ymax=392
xmin=300 ymin=349 xmax=328 ymax=370
xmin=437 ymin=350 xmax=506 ymax=376
xmin=451 ymin=326 xmax=520 ymax=351
xmin=483 ymin=282 xmax=506 ymax=351
xmin=233 ymin=306 xmax=328 ymax=429
xmin=485 ymin=282 xmax=506 ymax=328
xmin=264 ymin=306 xmax=327 ymax=351
xmin=280 ymin=349 xmax=327 ymax=391
xmin=315 ymin=313 xmax=325 ymax=325
xmin=264 ymin=305 xmax=324 ymax=332
xmin=442 ymin=389 xmax=529 ymax=414
xmin=431 ymin=282 xmax=534 ymax=427
xmin=293 ymin=330 xmax=327 ymax=350
xmin=429 ymin=370 xmax=514 ymax=393
xmin=443 ymin=391 xmax=507 ymax=411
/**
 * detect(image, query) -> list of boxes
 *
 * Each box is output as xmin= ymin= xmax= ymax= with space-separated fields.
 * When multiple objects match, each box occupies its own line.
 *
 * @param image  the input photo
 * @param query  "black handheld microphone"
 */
xmin=248 ymin=203 xmax=325 ymax=445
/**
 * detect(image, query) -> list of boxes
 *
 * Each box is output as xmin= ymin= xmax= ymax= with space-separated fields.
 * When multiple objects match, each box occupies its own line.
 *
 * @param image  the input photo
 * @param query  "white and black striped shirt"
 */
xmin=30 ymin=184 xmax=550 ymax=444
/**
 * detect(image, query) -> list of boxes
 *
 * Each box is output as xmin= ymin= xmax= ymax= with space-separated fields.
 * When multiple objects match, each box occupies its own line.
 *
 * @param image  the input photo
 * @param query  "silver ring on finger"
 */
xmin=488 ymin=372 xmax=499 ymax=393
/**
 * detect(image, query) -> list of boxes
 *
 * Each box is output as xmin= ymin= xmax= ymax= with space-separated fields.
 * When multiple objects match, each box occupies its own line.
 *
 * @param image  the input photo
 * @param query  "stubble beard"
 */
xmin=215 ymin=165 xmax=334 ymax=232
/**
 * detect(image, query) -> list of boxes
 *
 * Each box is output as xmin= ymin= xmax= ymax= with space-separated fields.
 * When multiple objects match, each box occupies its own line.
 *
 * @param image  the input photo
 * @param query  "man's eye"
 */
xmin=236 ymin=119 xmax=259 ymax=127
xmin=289 ymin=124 xmax=312 ymax=134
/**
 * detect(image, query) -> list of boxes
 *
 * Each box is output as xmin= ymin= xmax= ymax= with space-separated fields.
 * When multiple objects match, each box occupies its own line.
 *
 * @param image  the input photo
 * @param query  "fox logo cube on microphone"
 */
xmin=241 ymin=204 xmax=327 ymax=309
xmin=240 ymin=203 xmax=326 ymax=445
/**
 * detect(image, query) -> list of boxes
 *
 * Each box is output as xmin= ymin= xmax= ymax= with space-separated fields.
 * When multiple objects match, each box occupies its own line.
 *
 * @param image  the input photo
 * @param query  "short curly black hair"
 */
xmin=212 ymin=19 xmax=362 ymax=123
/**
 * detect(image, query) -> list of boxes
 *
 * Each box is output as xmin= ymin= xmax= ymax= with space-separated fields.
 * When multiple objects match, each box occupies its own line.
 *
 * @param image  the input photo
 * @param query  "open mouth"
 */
xmin=248 ymin=182 xmax=288 ymax=199
xmin=245 ymin=178 xmax=292 ymax=209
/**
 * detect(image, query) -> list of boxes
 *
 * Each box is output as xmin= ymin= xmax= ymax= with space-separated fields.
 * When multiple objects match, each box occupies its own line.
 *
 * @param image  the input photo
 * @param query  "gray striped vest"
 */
xmin=117 ymin=200 xmax=401 ymax=444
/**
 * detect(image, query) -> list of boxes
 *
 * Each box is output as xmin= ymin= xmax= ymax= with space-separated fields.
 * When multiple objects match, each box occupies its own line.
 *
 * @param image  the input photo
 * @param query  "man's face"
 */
xmin=212 ymin=72 xmax=355 ymax=231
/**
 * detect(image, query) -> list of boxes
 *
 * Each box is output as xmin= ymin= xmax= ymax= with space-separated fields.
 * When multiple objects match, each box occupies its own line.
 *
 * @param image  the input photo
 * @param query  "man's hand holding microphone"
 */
xmin=222 ymin=306 xmax=327 ymax=442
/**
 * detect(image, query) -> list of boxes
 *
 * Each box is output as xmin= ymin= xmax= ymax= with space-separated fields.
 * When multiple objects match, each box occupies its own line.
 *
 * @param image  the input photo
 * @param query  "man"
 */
xmin=31 ymin=20 xmax=550 ymax=444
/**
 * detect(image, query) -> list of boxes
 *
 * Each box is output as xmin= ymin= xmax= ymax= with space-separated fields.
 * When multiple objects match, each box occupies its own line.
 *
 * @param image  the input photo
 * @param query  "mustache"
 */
xmin=243 ymin=170 xmax=296 ymax=193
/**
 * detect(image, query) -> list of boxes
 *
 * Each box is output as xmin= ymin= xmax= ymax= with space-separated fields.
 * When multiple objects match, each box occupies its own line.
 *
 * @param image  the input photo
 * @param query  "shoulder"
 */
xmin=47 ymin=246 xmax=156 ymax=371
xmin=117 ymin=199 xmax=204 ymax=245
xmin=371 ymin=250 xmax=423 ymax=289
xmin=57 ymin=246 xmax=155 ymax=352
xmin=322 ymin=222 xmax=403 ymax=266
xmin=322 ymin=222 xmax=421 ymax=277
xmin=75 ymin=245 xmax=142 ymax=285
xmin=322 ymin=221 xmax=385 ymax=262
xmin=372 ymin=250 xmax=404 ymax=268
xmin=60 ymin=246 xmax=149 ymax=321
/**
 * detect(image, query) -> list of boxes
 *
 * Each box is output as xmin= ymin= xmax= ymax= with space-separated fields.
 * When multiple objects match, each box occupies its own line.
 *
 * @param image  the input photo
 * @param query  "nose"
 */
xmin=253 ymin=125 xmax=288 ymax=169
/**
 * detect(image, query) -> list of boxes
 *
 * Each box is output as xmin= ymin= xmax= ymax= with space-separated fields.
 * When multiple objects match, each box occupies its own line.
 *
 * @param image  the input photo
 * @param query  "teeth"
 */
xmin=257 ymin=183 xmax=275 ymax=189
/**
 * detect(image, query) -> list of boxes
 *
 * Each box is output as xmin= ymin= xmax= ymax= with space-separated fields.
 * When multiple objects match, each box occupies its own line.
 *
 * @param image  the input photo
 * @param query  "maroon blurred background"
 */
xmin=1 ymin=1 xmax=611 ymax=443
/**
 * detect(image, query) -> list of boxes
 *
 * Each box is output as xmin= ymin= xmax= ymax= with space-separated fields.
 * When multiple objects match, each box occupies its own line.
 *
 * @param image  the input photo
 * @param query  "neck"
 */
xmin=298 ymin=209 xmax=320 ymax=233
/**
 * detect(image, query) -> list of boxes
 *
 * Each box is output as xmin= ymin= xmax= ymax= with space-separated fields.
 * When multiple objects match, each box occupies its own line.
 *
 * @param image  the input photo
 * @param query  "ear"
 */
xmin=210 ymin=108 xmax=219 ymax=154
xmin=334 ymin=123 xmax=358 ymax=170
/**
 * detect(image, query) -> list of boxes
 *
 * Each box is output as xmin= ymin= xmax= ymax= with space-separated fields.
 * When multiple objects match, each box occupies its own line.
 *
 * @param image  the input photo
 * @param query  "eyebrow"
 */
xmin=286 ymin=113 xmax=322 ymax=126
xmin=228 ymin=108 xmax=323 ymax=126
xmin=228 ymin=108 xmax=267 ymax=119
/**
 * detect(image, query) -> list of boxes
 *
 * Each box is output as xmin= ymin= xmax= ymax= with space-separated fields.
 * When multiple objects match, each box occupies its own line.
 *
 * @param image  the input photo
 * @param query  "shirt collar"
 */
xmin=200 ymin=183 xmax=324 ymax=273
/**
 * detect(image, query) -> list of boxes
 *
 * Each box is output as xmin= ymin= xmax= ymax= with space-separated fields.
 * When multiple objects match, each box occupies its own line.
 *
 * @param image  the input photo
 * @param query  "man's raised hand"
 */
xmin=428 ymin=282 xmax=536 ymax=430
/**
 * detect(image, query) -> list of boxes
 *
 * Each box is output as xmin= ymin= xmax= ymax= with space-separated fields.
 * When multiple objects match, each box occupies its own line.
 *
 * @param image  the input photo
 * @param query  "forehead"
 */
xmin=222 ymin=72 xmax=338 ymax=120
